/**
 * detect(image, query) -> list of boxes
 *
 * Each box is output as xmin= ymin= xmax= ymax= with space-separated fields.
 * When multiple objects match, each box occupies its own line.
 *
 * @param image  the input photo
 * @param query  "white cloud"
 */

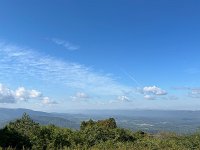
xmin=0 ymin=83 xmax=51 ymax=104
xmin=15 ymin=87 xmax=42 ymax=101
xmin=75 ymin=92 xmax=89 ymax=99
xmin=29 ymin=90 xmax=42 ymax=98
xmin=144 ymin=95 xmax=156 ymax=100
xmin=0 ymin=84 xmax=16 ymax=103
xmin=143 ymin=86 xmax=167 ymax=95
xmin=42 ymin=97 xmax=58 ymax=105
xmin=117 ymin=95 xmax=130 ymax=102
xmin=107 ymin=95 xmax=132 ymax=104
xmin=71 ymin=92 xmax=89 ymax=101
xmin=15 ymin=87 xmax=28 ymax=101
xmin=138 ymin=86 xmax=167 ymax=100
xmin=189 ymin=89 xmax=200 ymax=98
xmin=51 ymin=38 xmax=79 ymax=51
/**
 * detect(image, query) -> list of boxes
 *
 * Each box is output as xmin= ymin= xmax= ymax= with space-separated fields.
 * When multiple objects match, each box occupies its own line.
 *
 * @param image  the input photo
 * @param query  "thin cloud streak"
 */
xmin=120 ymin=69 xmax=141 ymax=87
xmin=51 ymin=38 xmax=79 ymax=51
xmin=0 ymin=43 xmax=132 ymax=97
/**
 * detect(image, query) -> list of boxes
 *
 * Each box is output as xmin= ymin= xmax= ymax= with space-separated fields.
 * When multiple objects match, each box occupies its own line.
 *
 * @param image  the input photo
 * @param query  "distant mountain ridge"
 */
xmin=1 ymin=108 xmax=200 ymax=133
xmin=0 ymin=108 xmax=80 ymax=129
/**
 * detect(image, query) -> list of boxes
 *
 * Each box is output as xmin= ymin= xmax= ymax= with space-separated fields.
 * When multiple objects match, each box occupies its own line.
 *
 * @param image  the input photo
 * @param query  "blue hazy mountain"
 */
xmin=1 ymin=108 xmax=200 ymax=133
xmin=0 ymin=108 xmax=80 ymax=129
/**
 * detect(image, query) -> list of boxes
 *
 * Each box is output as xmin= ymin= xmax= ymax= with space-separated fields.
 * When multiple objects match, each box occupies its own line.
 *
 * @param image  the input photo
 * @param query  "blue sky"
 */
xmin=0 ymin=0 xmax=200 ymax=112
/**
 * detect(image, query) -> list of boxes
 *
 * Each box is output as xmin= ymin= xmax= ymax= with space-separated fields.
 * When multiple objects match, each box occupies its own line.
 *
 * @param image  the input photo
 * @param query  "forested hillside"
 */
xmin=1 ymin=114 xmax=200 ymax=150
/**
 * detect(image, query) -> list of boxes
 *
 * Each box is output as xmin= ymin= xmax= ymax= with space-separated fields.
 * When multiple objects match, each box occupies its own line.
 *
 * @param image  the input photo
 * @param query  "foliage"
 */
xmin=0 ymin=113 xmax=39 ymax=149
xmin=80 ymin=118 xmax=117 ymax=130
xmin=1 ymin=114 xmax=200 ymax=149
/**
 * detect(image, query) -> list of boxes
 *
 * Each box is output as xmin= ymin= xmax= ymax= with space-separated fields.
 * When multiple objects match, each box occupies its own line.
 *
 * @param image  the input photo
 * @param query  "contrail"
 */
xmin=120 ymin=69 xmax=142 ymax=87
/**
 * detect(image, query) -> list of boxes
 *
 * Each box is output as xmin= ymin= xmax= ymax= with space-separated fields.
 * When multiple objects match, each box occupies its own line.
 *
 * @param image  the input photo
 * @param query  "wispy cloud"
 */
xmin=144 ymin=95 xmax=156 ymax=100
xmin=117 ymin=95 xmax=131 ymax=102
xmin=42 ymin=97 xmax=58 ymax=105
xmin=120 ymin=69 xmax=141 ymax=87
xmin=107 ymin=95 xmax=132 ymax=104
xmin=165 ymin=95 xmax=179 ymax=100
xmin=0 ymin=42 xmax=132 ymax=99
xmin=173 ymin=86 xmax=200 ymax=98
xmin=70 ymin=92 xmax=90 ymax=101
xmin=51 ymin=38 xmax=79 ymax=51
xmin=189 ymin=89 xmax=200 ymax=98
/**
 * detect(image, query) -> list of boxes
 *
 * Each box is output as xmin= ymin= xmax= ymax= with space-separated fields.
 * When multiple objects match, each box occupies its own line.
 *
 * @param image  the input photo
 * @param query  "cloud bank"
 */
xmin=0 ymin=83 xmax=55 ymax=104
